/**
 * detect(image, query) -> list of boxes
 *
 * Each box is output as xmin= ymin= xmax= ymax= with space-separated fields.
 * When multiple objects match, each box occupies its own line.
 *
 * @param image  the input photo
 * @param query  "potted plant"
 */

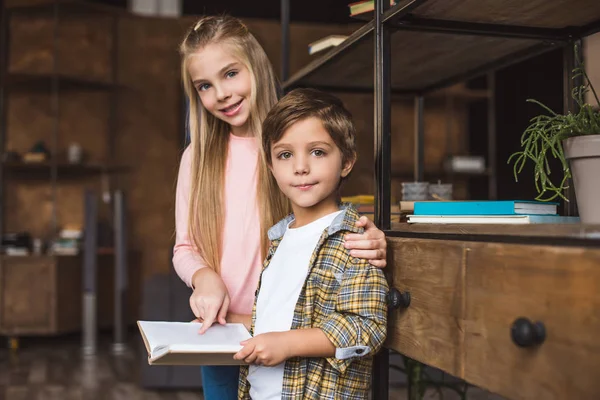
xmin=508 ymin=46 xmax=600 ymax=224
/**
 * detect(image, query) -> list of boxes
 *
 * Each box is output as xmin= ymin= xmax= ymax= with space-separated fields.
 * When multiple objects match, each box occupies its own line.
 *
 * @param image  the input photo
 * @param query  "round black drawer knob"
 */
xmin=387 ymin=288 xmax=411 ymax=309
xmin=511 ymin=317 xmax=546 ymax=347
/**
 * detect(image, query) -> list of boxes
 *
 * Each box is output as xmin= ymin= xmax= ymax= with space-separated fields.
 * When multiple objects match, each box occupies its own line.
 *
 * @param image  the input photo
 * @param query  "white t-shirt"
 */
xmin=247 ymin=210 xmax=343 ymax=400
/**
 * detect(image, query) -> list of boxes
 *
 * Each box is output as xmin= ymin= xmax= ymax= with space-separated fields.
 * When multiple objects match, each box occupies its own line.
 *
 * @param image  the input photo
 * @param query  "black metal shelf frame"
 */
xmin=279 ymin=0 xmax=600 ymax=398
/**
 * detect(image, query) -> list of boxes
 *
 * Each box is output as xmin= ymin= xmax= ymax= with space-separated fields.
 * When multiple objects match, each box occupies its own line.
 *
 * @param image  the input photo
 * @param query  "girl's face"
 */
xmin=187 ymin=43 xmax=253 ymax=137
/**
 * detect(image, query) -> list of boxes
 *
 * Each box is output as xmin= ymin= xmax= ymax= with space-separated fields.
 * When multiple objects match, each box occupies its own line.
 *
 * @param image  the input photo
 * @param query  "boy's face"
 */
xmin=269 ymin=117 xmax=354 ymax=219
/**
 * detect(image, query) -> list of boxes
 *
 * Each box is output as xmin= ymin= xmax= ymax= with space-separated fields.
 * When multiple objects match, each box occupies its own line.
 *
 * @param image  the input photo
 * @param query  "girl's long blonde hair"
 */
xmin=179 ymin=15 xmax=289 ymax=274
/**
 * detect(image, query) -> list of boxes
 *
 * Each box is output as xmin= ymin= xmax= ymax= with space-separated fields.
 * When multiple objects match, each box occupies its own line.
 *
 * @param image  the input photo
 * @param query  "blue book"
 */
xmin=413 ymin=200 xmax=558 ymax=216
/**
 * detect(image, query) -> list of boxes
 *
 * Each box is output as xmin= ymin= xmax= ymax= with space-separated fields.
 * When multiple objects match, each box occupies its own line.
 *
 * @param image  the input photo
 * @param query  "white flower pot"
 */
xmin=563 ymin=134 xmax=600 ymax=224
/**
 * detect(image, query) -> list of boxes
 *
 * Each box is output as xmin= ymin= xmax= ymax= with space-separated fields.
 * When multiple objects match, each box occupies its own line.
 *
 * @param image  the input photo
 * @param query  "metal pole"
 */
xmin=487 ymin=72 xmax=497 ymax=199
xmin=374 ymin=0 xmax=392 ymax=230
xmin=373 ymin=0 xmax=391 ymax=397
xmin=414 ymin=96 xmax=424 ymax=182
xmin=0 ymin=5 xmax=10 ymax=241
xmin=562 ymin=42 xmax=582 ymax=216
xmin=280 ymin=0 xmax=290 ymax=83
xmin=112 ymin=190 xmax=128 ymax=355
xmin=50 ymin=0 xmax=59 ymax=236
xmin=82 ymin=190 xmax=98 ymax=357
xmin=109 ymin=15 xmax=118 ymax=164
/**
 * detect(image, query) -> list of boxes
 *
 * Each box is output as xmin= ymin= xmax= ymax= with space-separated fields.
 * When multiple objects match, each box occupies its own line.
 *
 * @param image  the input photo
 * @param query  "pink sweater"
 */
xmin=173 ymin=134 xmax=263 ymax=315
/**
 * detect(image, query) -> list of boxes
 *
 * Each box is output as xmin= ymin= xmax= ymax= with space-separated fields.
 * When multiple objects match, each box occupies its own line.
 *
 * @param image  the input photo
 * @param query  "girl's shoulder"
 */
xmin=180 ymin=145 xmax=193 ymax=167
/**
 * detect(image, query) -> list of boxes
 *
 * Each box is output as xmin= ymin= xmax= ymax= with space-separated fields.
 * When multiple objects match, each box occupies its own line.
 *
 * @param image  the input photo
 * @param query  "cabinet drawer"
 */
xmin=0 ymin=256 xmax=55 ymax=333
xmin=464 ymin=242 xmax=600 ymax=400
xmin=387 ymin=238 xmax=467 ymax=377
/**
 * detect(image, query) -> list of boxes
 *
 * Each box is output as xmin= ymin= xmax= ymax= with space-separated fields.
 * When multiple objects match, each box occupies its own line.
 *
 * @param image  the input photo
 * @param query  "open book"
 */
xmin=138 ymin=321 xmax=251 ymax=366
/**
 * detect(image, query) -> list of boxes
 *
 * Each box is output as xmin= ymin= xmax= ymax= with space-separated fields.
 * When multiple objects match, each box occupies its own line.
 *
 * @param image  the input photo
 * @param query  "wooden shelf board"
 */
xmin=283 ymin=0 xmax=600 ymax=93
xmin=391 ymin=167 xmax=491 ymax=179
xmin=4 ymin=73 xmax=119 ymax=91
xmin=412 ymin=0 xmax=600 ymax=29
xmin=3 ymin=161 xmax=129 ymax=176
xmin=7 ymin=0 xmax=124 ymax=16
xmin=388 ymin=221 xmax=600 ymax=245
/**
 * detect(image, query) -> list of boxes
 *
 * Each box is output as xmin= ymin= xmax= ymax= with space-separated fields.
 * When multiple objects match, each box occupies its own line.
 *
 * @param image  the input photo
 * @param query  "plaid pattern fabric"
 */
xmin=238 ymin=205 xmax=389 ymax=399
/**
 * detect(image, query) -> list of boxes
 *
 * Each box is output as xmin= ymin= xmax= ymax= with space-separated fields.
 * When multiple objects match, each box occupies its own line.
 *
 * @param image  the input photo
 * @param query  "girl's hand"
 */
xmin=344 ymin=215 xmax=387 ymax=268
xmin=189 ymin=268 xmax=230 ymax=334
xmin=233 ymin=332 xmax=290 ymax=366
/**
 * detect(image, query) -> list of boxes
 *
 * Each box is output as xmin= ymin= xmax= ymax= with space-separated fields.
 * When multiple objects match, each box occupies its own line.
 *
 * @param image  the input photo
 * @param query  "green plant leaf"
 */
xmin=507 ymin=43 xmax=600 ymax=201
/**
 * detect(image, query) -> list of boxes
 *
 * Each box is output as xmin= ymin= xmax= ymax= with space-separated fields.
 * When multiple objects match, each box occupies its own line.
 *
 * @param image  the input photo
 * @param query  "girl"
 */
xmin=174 ymin=15 xmax=388 ymax=400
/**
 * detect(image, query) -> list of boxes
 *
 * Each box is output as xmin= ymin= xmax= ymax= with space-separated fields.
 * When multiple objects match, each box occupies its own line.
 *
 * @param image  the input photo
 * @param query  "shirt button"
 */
xmin=355 ymin=348 xmax=364 ymax=355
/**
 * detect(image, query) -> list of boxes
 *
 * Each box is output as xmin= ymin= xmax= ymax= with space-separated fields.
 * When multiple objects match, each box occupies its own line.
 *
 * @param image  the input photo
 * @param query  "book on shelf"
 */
xmin=348 ymin=0 xmax=396 ymax=19
xmin=399 ymin=200 xmax=432 ymax=214
xmin=138 ymin=321 xmax=251 ymax=366
xmin=444 ymin=155 xmax=486 ymax=174
xmin=413 ymin=200 xmax=559 ymax=216
xmin=407 ymin=215 xmax=580 ymax=224
xmin=308 ymin=35 xmax=348 ymax=55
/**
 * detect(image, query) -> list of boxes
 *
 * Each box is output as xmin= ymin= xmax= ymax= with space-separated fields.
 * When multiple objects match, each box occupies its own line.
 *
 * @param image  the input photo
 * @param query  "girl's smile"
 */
xmin=220 ymin=99 xmax=244 ymax=117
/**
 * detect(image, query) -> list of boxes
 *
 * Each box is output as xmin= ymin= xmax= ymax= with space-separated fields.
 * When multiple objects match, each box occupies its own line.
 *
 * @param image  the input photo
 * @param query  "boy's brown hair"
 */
xmin=262 ymin=88 xmax=357 ymax=166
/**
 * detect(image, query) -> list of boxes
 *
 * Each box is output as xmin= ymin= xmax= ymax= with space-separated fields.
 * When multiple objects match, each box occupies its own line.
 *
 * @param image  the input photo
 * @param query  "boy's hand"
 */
xmin=233 ymin=332 xmax=290 ymax=366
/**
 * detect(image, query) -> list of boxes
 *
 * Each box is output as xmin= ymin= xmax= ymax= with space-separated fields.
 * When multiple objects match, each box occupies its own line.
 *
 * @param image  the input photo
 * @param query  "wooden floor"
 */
xmin=0 ymin=333 xmax=203 ymax=400
xmin=0 ymin=333 xmax=504 ymax=400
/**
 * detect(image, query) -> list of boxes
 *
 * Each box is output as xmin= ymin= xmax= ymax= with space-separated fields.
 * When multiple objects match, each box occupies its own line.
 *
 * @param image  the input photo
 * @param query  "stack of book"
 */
xmin=404 ymin=200 xmax=580 ymax=224
xmin=308 ymin=35 xmax=348 ymax=55
xmin=348 ymin=0 xmax=396 ymax=19
xmin=342 ymin=195 xmax=402 ymax=221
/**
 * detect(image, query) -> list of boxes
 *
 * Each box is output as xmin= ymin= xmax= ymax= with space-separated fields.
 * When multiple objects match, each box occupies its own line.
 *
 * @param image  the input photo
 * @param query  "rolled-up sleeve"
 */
xmin=318 ymin=257 xmax=388 ymax=374
xmin=172 ymin=146 xmax=208 ymax=288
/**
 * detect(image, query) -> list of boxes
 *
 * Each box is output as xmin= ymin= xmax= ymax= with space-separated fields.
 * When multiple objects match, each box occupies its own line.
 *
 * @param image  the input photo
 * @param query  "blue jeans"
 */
xmin=201 ymin=365 xmax=240 ymax=400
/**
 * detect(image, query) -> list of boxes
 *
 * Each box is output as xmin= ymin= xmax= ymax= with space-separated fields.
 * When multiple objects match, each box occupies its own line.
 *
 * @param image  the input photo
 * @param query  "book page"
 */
xmin=138 ymin=321 xmax=251 ymax=357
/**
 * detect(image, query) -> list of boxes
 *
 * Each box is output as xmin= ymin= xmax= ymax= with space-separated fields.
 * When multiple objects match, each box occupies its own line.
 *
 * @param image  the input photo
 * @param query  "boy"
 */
xmin=234 ymin=88 xmax=389 ymax=399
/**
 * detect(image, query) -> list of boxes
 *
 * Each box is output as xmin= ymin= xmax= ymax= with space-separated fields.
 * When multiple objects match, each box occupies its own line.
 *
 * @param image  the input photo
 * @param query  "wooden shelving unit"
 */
xmin=280 ymin=0 xmax=600 ymax=399
xmin=283 ymin=0 xmax=600 ymax=218
xmin=0 ymin=0 xmax=123 ymax=237
xmin=0 ymin=0 xmax=128 ymax=342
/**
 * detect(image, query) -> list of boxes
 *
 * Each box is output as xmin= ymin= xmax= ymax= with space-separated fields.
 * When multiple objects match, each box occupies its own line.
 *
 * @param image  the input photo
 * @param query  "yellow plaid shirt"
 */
xmin=238 ymin=205 xmax=389 ymax=399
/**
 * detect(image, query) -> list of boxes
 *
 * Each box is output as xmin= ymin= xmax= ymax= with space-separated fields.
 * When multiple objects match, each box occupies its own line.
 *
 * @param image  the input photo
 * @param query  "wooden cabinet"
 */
xmin=387 ymin=226 xmax=600 ymax=400
xmin=387 ymin=238 xmax=466 ymax=378
xmin=0 ymin=254 xmax=140 ymax=336
xmin=0 ymin=256 xmax=81 ymax=335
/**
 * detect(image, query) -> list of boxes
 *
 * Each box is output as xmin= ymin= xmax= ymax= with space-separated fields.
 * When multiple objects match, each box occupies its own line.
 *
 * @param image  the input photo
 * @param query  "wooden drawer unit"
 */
xmin=463 ymin=242 xmax=600 ymax=400
xmin=387 ymin=236 xmax=600 ymax=400
xmin=0 ymin=253 xmax=141 ymax=336
xmin=387 ymin=238 xmax=467 ymax=377
xmin=0 ymin=255 xmax=81 ymax=335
